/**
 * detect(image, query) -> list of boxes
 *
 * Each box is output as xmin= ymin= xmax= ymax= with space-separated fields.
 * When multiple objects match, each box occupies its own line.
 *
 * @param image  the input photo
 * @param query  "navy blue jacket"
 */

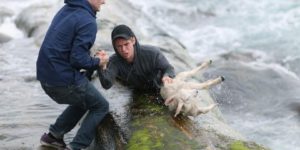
xmin=36 ymin=0 xmax=100 ymax=86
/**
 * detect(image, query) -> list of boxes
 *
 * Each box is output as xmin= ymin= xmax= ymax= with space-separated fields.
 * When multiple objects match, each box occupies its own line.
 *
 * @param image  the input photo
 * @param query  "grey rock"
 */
xmin=0 ymin=33 xmax=12 ymax=43
xmin=15 ymin=2 xmax=62 ymax=46
xmin=0 ymin=7 xmax=13 ymax=24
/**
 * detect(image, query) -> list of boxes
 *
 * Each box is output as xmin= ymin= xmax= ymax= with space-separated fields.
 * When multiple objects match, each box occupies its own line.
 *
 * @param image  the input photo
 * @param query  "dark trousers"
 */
xmin=41 ymin=81 xmax=109 ymax=149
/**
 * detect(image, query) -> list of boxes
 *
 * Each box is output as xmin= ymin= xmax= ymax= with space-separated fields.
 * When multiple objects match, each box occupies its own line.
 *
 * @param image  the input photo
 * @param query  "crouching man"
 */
xmin=98 ymin=24 xmax=175 ymax=92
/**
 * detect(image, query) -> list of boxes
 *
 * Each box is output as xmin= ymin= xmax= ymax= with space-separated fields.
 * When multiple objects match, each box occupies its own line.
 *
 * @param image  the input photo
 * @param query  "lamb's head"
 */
xmin=160 ymin=80 xmax=185 ymax=105
xmin=169 ymin=90 xmax=218 ymax=117
xmin=160 ymin=81 xmax=186 ymax=116
xmin=162 ymin=87 xmax=200 ymax=117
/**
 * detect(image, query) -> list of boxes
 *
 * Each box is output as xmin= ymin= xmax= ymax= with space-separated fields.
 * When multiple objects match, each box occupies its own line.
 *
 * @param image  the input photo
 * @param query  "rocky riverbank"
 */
xmin=13 ymin=0 xmax=269 ymax=149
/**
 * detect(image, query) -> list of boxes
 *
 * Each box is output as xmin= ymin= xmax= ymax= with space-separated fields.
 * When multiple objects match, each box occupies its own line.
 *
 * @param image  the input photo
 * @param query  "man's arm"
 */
xmin=69 ymin=22 xmax=100 ymax=70
xmin=97 ymin=59 xmax=118 ymax=89
xmin=155 ymin=50 xmax=175 ymax=84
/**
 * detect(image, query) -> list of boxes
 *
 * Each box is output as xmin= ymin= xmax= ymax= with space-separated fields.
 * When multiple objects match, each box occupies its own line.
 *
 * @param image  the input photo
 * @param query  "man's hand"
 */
xmin=95 ymin=50 xmax=109 ymax=70
xmin=162 ymin=76 xmax=173 ymax=84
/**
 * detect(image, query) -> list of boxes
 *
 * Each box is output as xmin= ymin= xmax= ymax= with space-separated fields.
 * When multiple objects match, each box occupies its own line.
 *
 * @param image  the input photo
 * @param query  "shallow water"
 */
xmin=0 ymin=38 xmax=74 ymax=149
xmin=0 ymin=0 xmax=132 ymax=149
xmin=0 ymin=38 xmax=131 ymax=149
xmin=203 ymin=57 xmax=300 ymax=149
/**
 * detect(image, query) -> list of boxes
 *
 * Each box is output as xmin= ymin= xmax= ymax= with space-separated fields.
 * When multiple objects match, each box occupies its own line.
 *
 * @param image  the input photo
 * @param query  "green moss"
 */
xmin=128 ymin=104 xmax=205 ymax=150
xmin=129 ymin=93 xmax=265 ymax=150
xmin=229 ymin=140 xmax=270 ymax=150
xmin=127 ymin=127 xmax=163 ymax=150
xmin=230 ymin=141 xmax=250 ymax=150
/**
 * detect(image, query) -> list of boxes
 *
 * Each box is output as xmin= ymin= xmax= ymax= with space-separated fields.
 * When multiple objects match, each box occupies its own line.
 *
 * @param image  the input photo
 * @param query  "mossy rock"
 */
xmin=126 ymin=92 xmax=206 ymax=150
xmin=92 ymin=92 xmax=270 ymax=150
xmin=229 ymin=141 xmax=269 ymax=150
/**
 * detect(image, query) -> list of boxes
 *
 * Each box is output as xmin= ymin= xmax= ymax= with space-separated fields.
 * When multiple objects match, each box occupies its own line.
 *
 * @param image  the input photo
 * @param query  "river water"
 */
xmin=0 ymin=0 xmax=300 ymax=149
xmin=127 ymin=0 xmax=300 ymax=149
xmin=0 ymin=0 xmax=76 ymax=149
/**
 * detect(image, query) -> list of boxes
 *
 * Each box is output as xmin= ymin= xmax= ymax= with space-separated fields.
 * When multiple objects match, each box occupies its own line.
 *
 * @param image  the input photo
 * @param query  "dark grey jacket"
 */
xmin=98 ymin=25 xmax=175 ymax=91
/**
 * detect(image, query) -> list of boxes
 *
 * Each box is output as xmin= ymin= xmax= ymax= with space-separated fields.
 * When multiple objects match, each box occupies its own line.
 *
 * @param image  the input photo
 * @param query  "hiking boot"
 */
xmin=40 ymin=133 xmax=66 ymax=149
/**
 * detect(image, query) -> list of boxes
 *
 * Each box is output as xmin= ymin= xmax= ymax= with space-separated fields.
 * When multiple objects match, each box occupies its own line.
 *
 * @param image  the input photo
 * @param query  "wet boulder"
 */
xmin=0 ymin=7 xmax=13 ymax=43
xmin=0 ymin=7 xmax=13 ymax=24
xmin=15 ymin=2 xmax=62 ymax=46
xmin=0 ymin=33 xmax=12 ymax=43
xmin=91 ymin=86 xmax=269 ymax=150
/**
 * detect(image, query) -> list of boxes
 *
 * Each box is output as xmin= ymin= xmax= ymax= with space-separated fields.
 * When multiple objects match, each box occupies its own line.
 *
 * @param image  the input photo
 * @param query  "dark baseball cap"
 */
xmin=111 ymin=25 xmax=135 ymax=41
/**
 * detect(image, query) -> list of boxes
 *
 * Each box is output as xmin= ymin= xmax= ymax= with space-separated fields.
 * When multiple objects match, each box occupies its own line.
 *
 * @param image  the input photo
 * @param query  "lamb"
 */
xmin=160 ymin=60 xmax=224 ymax=117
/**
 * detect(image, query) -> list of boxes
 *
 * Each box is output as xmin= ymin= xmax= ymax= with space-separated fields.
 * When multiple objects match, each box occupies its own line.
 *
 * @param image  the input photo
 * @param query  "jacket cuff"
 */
xmin=92 ymin=57 xmax=100 ymax=69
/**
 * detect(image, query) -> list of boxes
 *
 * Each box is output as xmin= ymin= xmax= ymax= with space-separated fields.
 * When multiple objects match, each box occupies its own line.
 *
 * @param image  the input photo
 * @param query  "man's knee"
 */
xmin=94 ymin=97 xmax=109 ymax=113
xmin=100 ymin=99 xmax=109 ymax=113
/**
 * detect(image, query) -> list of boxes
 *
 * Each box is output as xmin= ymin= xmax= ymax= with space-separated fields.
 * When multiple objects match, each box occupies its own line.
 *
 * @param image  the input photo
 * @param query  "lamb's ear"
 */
xmin=164 ymin=98 xmax=173 ymax=106
xmin=164 ymin=94 xmax=176 ymax=105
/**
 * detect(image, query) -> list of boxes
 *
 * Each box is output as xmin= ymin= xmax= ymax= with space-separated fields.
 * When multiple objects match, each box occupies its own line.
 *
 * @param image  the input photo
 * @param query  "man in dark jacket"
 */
xmin=36 ymin=0 xmax=108 ymax=149
xmin=98 ymin=24 xmax=175 ymax=92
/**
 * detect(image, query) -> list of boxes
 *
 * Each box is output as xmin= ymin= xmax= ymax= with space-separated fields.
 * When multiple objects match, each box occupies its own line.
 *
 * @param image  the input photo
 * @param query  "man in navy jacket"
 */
xmin=37 ymin=0 xmax=108 ymax=149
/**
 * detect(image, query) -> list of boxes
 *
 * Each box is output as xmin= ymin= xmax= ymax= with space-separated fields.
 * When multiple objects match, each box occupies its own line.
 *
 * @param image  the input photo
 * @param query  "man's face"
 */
xmin=88 ymin=0 xmax=105 ymax=12
xmin=114 ymin=37 xmax=136 ymax=63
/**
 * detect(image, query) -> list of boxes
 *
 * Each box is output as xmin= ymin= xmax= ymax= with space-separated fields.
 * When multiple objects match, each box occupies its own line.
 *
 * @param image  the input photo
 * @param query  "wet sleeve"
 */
xmin=155 ymin=51 xmax=175 ymax=78
xmin=97 ymin=61 xmax=119 ymax=89
xmin=70 ymin=22 xmax=100 ymax=70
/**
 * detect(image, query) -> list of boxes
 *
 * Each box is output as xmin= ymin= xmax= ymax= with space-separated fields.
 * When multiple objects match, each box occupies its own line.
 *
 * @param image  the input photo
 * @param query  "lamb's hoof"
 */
xmin=221 ymin=76 xmax=225 ymax=81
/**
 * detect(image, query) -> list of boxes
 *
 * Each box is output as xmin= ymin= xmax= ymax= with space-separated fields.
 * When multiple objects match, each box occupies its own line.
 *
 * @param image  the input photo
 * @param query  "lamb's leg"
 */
xmin=197 ymin=103 xmax=218 ymax=115
xmin=176 ymin=60 xmax=212 ymax=80
xmin=174 ymin=101 xmax=184 ymax=117
xmin=184 ymin=76 xmax=224 ymax=90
